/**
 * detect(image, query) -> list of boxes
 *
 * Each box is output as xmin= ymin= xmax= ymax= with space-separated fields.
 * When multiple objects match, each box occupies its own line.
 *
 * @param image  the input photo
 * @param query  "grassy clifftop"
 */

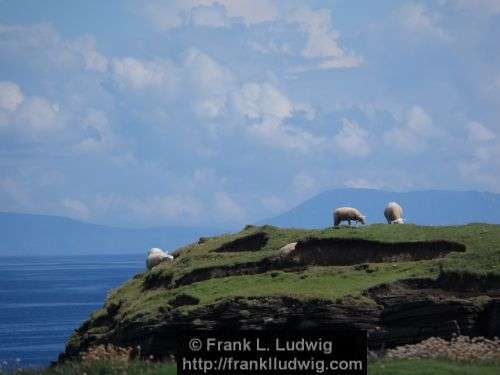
xmin=62 ymin=223 xmax=500 ymax=361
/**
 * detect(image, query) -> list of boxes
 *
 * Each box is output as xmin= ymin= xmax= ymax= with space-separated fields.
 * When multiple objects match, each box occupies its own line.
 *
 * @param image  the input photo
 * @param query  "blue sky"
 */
xmin=0 ymin=0 xmax=499 ymax=227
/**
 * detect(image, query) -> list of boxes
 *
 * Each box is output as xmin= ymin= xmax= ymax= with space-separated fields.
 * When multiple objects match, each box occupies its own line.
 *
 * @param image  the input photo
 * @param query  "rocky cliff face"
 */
xmin=59 ymin=276 xmax=500 ymax=362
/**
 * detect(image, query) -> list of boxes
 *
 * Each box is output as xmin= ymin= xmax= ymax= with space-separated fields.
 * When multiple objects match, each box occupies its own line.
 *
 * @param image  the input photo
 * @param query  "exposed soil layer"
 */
xmin=213 ymin=232 xmax=269 ymax=253
xmin=59 ymin=276 xmax=500 ymax=363
xmin=145 ymin=239 xmax=466 ymax=289
xmin=144 ymin=257 xmax=301 ymax=289
xmin=290 ymin=238 xmax=466 ymax=265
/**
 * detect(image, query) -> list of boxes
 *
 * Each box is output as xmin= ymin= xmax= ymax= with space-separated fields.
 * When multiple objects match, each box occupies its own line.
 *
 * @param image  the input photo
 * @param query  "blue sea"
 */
xmin=0 ymin=254 xmax=144 ymax=369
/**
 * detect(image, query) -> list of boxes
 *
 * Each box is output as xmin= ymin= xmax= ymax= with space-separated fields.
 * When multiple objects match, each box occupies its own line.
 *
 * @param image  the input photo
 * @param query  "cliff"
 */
xmin=59 ymin=223 xmax=500 ymax=361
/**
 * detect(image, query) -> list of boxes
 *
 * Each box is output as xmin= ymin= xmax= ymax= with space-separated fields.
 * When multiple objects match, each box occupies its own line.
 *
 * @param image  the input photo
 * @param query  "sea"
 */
xmin=0 ymin=254 xmax=144 ymax=370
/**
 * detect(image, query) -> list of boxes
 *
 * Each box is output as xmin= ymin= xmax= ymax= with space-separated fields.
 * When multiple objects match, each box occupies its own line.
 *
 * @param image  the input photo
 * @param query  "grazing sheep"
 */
xmin=333 ymin=207 xmax=366 ymax=227
xmin=279 ymin=242 xmax=297 ymax=256
xmin=384 ymin=202 xmax=404 ymax=224
xmin=146 ymin=247 xmax=173 ymax=270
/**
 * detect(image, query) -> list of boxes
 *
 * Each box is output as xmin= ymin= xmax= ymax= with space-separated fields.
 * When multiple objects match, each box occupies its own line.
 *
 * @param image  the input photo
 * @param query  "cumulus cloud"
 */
xmin=183 ymin=48 xmax=236 ymax=97
xmin=15 ymin=97 xmax=61 ymax=131
xmin=333 ymin=119 xmax=371 ymax=158
xmin=288 ymin=7 xmax=361 ymax=70
xmin=141 ymin=0 xmax=277 ymax=30
xmin=0 ymin=23 xmax=108 ymax=72
xmin=230 ymin=82 xmax=324 ymax=152
xmin=138 ymin=2 xmax=358 ymax=71
xmin=246 ymin=117 xmax=325 ymax=152
xmin=0 ymin=81 xmax=24 ymax=111
xmin=384 ymin=106 xmax=440 ymax=153
xmin=232 ymin=82 xmax=293 ymax=120
xmin=111 ymin=57 xmax=177 ymax=90
xmin=0 ymin=82 xmax=62 ymax=134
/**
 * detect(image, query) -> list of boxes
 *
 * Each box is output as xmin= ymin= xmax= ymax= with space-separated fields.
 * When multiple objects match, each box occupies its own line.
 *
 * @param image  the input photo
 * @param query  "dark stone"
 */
xmin=169 ymin=293 xmax=200 ymax=307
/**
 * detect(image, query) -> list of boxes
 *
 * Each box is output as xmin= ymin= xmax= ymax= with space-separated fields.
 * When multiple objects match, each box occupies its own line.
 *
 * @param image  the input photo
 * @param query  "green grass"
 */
xmin=72 ymin=223 xmax=500 ymax=341
xmin=368 ymin=359 xmax=500 ymax=375
xmin=104 ymin=224 xmax=500 ymax=318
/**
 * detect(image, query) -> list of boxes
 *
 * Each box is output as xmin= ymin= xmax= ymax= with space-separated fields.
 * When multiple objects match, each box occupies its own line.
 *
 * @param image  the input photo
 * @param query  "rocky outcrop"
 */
xmin=59 ymin=276 xmax=500 ymax=362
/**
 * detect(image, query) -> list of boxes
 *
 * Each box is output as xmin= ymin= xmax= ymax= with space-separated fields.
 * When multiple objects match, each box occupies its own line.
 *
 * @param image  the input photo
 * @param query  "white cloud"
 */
xmin=384 ymin=105 xmax=440 ymax=153
xmin=333 ymin=118 xmax=371 ymax=158
xmin=83 ymin=49 xmax=108 ymax=73
xmin=61 ymin=198 xmax=91 ymax=219
xmin=288 ymin=7 xmax=361 ymax=70
xmin=395 ymin=3 xmax=451 ymax=40
xmin=111 ymin=57 xmax=177 ymax=90
xmin=138 ymin=2 xmax=358 ymax=71
xmin=466 ymin=121 xmax=496 ymax=142
xmin=16 ymin=97 xmax=61 ymax=131
xmin=141 ymin=0 xmax=278 ymax=30
xmin=183 ymin=48 xmax=235 ymax=97
xmin=246 ymin=117 xmax=325 ymax=152
xmin=0 ymin=81 xmax=24 ymax=111
xmin=0 ymin=23 xmax=108 ymax=72
xmin=232 ymin=82 xmax=293 ymax=119
xmin=231 ymin=82 xmax=324 ymax=152
xmin=193 ymin=97 xmax=227 ymax=119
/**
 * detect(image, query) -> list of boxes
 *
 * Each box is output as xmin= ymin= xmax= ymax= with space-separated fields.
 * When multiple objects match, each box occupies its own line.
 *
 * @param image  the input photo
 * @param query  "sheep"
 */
xmin=279 ymin=242 xmax=297 ymax=256
xmin=333 ymin=207 xmax=366 ymax=227
xmin=384 ymin=202 xmax=405 ymax=224
xmin=146 ymin=247 xmax=173 ymax=270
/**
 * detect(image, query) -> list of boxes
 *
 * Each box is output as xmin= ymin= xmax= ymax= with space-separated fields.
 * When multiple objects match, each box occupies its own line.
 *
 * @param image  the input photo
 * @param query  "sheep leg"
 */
xmin=348 ymin=219 xmax=351 ymax=226
xmin=334 ymin=215 xmax=341 ymax=227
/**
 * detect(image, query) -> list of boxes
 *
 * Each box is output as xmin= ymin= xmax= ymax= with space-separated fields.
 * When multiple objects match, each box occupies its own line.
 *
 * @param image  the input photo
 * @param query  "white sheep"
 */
xmin=146 ymin=247 xmax=173 ymax=270
xmin=333 ymin=207 xmax=366 ymax=227
xmin=384 ymin=202 xmax=405 ymax=224
xmin=278 ymin=242 xmax=297 ymax=256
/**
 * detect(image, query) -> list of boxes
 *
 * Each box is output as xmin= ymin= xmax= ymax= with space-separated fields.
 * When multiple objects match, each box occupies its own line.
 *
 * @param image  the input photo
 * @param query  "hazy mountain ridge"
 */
xmin=261 ymin=188 xmax=500 ymax=228
xmin=2 ymin=189 xmax=500 ymax=255
xmin=0 ymin=212 xmax=224 ymax=255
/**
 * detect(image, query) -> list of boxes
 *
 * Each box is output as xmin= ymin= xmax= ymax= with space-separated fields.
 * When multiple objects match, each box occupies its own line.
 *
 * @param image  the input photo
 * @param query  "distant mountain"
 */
xmin=261 ymin=188 xmax=500 ymax=228
xmin=0 ymin=212 xmax=225 ymax=255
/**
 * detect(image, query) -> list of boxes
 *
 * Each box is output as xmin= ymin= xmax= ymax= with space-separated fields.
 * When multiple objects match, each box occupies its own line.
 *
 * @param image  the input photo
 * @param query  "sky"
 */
xmin=0 ymin=0 xmax=499 ymax=228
